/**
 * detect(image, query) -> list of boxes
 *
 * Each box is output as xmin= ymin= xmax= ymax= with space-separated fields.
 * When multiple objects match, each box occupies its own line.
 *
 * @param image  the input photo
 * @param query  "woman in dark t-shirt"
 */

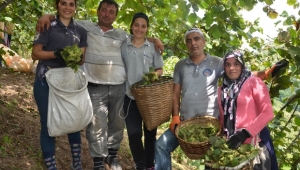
xmin=31 ymin=0 xmax=87 ymax=169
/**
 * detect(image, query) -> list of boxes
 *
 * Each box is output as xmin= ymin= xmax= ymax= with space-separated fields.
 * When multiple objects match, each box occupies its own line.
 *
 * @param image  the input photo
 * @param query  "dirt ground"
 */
xmin=0 ymin=67 xmax=135 ymax=170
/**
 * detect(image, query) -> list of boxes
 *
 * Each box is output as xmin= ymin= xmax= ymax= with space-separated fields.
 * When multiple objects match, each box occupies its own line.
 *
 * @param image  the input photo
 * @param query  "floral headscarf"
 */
xmin=221 ymin=50 xmax=252 ymax=137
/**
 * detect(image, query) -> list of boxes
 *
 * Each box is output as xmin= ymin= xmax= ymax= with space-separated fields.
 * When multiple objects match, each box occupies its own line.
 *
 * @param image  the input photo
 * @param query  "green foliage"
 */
xmin=1 ymin=0 xmax=300 ymax=168
xmin=61 ymin=44 xmax=82 ymax=72
xmin=178 ymin=123 xmax=218 ymax=143
xmin=204 ymin=136 xmax=259 ymax=168
xmin=140 ymin=68 xmax=159 ymax=85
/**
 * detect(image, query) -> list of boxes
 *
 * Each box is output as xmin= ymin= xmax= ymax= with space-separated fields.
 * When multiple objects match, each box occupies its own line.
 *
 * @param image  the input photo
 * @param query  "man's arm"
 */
xmin=169 ymin=83 xmax=181 ymax=133
xmin=172 ymin=84 xmax=181 ymax=117
xmin=147 ymin=37 xmax=164 ymax=55
xmin=36 ymin=14 xmax=55 ymax=33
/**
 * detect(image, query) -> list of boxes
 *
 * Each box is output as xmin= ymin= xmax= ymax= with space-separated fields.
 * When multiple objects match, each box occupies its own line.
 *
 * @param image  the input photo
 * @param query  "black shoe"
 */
xmin=104 ymin=156 xmax=122 ymax=170
xmin=93 ymin=157 xmax=105 ymax=170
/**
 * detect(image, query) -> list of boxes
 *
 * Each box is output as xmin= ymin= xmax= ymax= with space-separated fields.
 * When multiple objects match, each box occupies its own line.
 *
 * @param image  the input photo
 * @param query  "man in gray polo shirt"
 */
xmin=154 ymin=28 xmax=287 ymax=170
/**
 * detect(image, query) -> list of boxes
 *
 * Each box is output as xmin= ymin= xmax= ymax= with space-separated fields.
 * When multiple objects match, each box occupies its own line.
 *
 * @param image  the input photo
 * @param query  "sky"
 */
xmin=241 ymin=1 xmax=299 ymax=40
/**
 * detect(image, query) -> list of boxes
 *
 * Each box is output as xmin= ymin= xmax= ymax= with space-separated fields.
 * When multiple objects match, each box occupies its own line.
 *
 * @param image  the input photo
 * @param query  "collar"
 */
xmin=186 ymin=53 xmax=209 ymax=65
xmin=55 ymin=15 xmax=75 ymax=28
xmin=95 ymin=23 xmax=115 ymax=33
xmin=127 ymin=38 xmax=150 ymax=47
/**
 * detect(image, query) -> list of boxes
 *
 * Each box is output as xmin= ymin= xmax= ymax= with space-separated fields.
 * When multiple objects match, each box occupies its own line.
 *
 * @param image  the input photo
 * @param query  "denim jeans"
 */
xmin=34 ymin=77 xmax=81 ymax=158
xmin=155 ymin=129 xmax=179 ymax=170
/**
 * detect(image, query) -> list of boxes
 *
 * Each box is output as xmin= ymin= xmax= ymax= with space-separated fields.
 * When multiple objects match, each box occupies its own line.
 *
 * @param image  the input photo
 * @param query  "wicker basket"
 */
xmin=130 ymin=76 xmax=173 ymax=131
xmin=175 ymin=116 xmax=222 ymax=160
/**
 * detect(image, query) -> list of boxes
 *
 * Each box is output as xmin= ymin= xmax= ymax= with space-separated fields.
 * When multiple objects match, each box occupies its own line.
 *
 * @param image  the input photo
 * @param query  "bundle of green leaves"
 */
xmin=204 ymin=136 xmax=259 ymax=169
xmin=141 ymin=67 xmax=159 ymax=85
xmin=61 ymin=44 xmax=82 ymax=72
xmin=177 ymin=123 xmax=219 ymax=143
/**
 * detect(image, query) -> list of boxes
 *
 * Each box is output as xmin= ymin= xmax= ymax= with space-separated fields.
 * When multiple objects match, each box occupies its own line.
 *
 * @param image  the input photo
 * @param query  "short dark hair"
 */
xmin=56 ymin=0 xmax=77 ymax=8
xmin=129 ymin=12 xmax=149 ymax=35
xmin=97 ymin=0 xmax=119 ymax=15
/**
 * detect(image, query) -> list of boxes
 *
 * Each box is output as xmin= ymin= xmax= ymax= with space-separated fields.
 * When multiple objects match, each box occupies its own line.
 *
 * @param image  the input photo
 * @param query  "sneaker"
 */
xmin=104 ymin=156 xmax=122 ymax=170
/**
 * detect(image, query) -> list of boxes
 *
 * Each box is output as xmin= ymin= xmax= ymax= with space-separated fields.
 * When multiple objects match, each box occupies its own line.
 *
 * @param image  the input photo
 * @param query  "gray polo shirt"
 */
xmin=121 ymin=39 xmax=163 ymax=99
xmin=173 ymin=53 xmax=223 ymax=120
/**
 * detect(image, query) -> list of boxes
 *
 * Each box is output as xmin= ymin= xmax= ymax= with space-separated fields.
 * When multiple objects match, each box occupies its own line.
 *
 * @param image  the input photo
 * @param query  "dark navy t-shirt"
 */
xmin=33 ymin=17 xmax=88 ymax=68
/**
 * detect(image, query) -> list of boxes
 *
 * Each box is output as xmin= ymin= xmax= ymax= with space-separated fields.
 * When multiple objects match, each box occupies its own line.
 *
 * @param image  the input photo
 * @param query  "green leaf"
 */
xmin=287 ymin=0 xmax=296 ymax=6
xmin=281 ymin=11 xmax=289 ymax=17
xmin=203 ymin=12 xmax=214 ymax=26
xmin=243 ymin=0 xmax=255 ymax=11
xmin=294 ymin=116 xmax=300 ymax=126
xmin=209 ymin=24 xmax=222 ymax=39
xmin=230 ymin=158 xmax=240 ymax=167
xmin=283 ymin=16 xmax=293 ymax=25
xmin=187 ymin=13 xmax=198 ymax=24
xmin=264 ymin=0 xmax=273 ymax=5
xmin=170 ymin=0 xmax=177 ymax=5
xmin=288 ymin=47 xmax=300 ymax=57
xmin=168 ymin=11 xmax=178 ymax=22
xmin=85 ymin=0 xmax=94 ymax=8
xmin=276 ymin=131 xmax=287 ymax=138
xmin=155 ymin=0 xmax=164 ymax=7
xmin=199 ymin=1 xmax=209 ymax=9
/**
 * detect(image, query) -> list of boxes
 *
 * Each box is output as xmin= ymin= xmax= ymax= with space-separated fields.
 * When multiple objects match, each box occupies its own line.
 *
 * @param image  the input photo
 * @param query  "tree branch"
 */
xmin=0 ymin=0 xmax=14 ymax=12
xmin=274 ymin=103 xmax=298 ymax=141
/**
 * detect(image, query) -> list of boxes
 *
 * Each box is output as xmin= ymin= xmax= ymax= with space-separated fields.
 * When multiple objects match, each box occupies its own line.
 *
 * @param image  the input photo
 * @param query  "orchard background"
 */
xmin=1 ymin=0 xmax=300 ymax=169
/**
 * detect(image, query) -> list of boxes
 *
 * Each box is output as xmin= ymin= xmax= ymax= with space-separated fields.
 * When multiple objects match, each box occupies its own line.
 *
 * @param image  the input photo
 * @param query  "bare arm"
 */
xmin=36 ymin=14 xmax=55 ymax=33
xmin=31 ymin=44 xmax=56 ymax=60
xmin=172 ymin=84 xmax=181 ymax=117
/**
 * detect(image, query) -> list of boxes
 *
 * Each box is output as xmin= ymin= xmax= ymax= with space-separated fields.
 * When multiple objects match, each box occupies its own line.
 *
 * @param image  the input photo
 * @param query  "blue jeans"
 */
xmin=34 ymin=77 xmax=81 ymax=158
xmin=155 ymin=129 xmax=179 ymax=170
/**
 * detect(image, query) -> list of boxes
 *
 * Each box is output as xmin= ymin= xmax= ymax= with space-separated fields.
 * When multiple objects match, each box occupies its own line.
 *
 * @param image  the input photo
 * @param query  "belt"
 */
xmin=88 ymin=82 xmax=100 ymax=87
